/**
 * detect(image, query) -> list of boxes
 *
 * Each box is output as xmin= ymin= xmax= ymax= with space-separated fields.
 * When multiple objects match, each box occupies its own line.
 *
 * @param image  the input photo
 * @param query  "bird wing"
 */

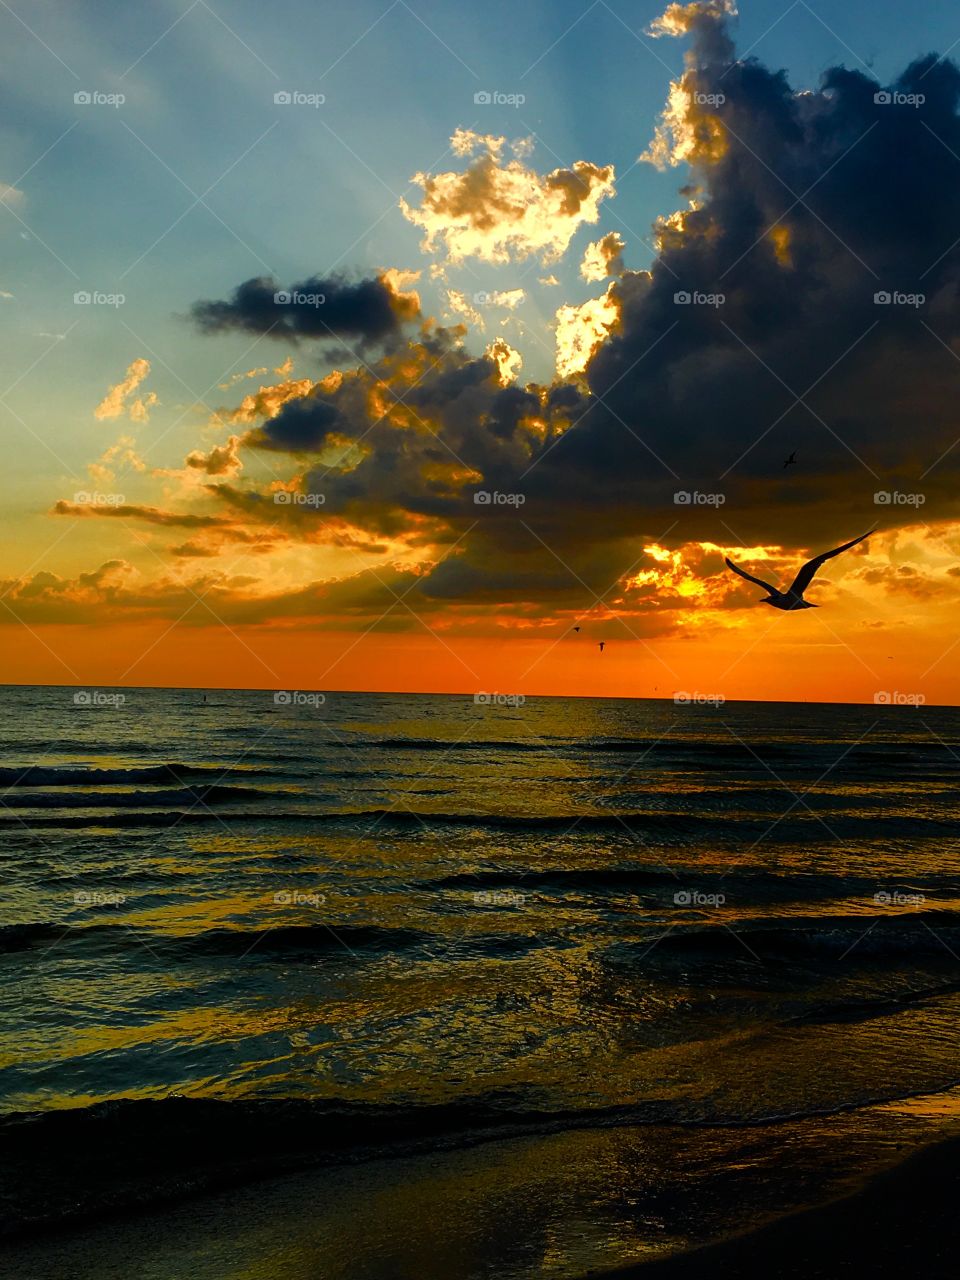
xmin=725 ymin=557 xmax=778 ymax=594
xmin=788 ymin=531 xmax=872 ymax=597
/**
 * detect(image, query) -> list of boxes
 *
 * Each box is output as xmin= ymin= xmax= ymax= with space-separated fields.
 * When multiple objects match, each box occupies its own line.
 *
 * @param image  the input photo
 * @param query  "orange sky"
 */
xmin=2 ymin=583 xmax=955 ymax=705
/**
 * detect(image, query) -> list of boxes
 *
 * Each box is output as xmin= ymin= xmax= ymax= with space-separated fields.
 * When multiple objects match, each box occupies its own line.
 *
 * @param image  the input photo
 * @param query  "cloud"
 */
xmin=0 ymin=556 xmax=440 ymax=627
xmin=224 ymin=376 xmax=316 ymax=426
xmin=400 ymin=130 xmax=616 ymax=265
xmin=581 ymin=232 xmax=626 ymax=281
xmin=94 ymin=358 xmax=157 ymax=422
xmin=185 ymin=435 xmax=243 ymax=477
xmin=191 ymin=270 xmax=420 ymax=349
xmin=554 ymin=287 xmax=620 ymax=377
xmin=52 ymin=500 xmax=232 ymax=529
xmin=88 ymin=435 xmax=146 ymax=487
xmin=486 ymin=338 xmax=523 ymax=384
xmin=218 ymin=366 xmax=269 ymax=390
xmin=79 ymin=9 xmax=960 ymax=643
xmin=446 ymin=287 xmax=526 ymax=328
xmin=647 ymin=0 xmax=737 ymax=41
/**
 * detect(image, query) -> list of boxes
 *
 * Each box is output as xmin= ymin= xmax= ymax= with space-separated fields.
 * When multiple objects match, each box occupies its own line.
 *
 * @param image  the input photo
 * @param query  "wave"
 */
xmin=8 ymin=907 xmax=959 ymax=966
xmin=430 ymin=866 xmax=960 ymax=902
xmin=7 ymin=1076 xmax=960 ymax=1238
xmin=367 ymin=735 xmax=960 ymax=761
xmin=0 ymin=920 xmax=430 ymax=957
xmin=4 ymin=805 xmax=957 ymax=836
xmin=0 ymin=763 xmax=275 ymax=787
xmin=0 ymin=784 xmax=286 ymax=809
xmin=634 ymin=911 xmax=960 ymax=961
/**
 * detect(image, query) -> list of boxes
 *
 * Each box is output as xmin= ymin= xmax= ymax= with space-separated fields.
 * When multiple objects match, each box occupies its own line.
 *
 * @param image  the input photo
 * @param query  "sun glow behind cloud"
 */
xmin=5 ymin=0 xmax=960 ymax=702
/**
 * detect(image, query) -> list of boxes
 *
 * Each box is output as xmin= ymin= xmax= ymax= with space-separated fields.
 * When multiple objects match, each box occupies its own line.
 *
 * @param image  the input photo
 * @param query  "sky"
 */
xmin=3 ymin=0 xmax=960 ymax=702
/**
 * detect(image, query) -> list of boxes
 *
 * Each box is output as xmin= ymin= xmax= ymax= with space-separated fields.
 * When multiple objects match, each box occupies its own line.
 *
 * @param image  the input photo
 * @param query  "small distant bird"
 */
xmin=725 ymin=531 xmax=871 ymax=611
xmin=783 ymin=451 xmax=798 ymax=469
xmin=598 ymin=641 xmax=606 ymax=653
xmin=572 ymin=626 xmax=581 ymax=633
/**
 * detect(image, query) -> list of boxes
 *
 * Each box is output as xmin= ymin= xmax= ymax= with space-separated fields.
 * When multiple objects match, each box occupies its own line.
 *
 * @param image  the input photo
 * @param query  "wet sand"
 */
xmin=2 ymin=1117 xmax=958 ymax=1279
xmin=599 ymin=1133 xmax=960 ymax=1279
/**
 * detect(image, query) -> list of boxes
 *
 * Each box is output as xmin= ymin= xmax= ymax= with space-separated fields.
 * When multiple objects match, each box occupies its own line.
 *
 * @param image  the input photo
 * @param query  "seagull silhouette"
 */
xmin=725 ymin=531 xmax=871 ymax=610
xmin=783 ymin=450 xmax=798 ymax=469
xmin=572 ymin=626 xmax=581 ymax=633
xmin=598 ymin=641 xmax=605 ymax=653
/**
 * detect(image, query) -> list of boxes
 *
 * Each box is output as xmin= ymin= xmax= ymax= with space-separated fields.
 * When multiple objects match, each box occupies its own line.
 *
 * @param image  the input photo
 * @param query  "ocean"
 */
xmin=3 ymin=685 xmax=960 ymax=1278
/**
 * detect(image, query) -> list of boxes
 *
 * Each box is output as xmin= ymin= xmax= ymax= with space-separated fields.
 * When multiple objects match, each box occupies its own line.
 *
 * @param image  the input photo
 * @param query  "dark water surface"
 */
xmin=3 ymin=686 xmax=960 ymax=1276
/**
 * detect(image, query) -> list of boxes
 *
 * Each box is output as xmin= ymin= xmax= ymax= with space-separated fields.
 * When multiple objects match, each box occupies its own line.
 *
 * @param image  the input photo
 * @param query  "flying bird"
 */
xmin=598 ymin=641 xmax=606 ymax=653
xmin=725 ymin=531 xmax=871 ymax=611
xmin=572 ymin=626 xmax=581 ymax=633
xmin=783 ymin=451 xmax=798 ymax=469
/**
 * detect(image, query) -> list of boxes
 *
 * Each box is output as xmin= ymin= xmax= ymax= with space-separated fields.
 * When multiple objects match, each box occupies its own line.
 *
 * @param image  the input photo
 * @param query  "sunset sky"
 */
xmin=3 ymin=0 xmax=960 ymax=701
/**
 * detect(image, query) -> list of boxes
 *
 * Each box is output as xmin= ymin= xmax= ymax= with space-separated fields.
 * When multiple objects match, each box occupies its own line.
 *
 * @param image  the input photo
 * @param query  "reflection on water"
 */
xmin=7 ymin=1087 xmax=960 ymax=1280
xmin=2 ymin=688 xmax=960 ymax=1273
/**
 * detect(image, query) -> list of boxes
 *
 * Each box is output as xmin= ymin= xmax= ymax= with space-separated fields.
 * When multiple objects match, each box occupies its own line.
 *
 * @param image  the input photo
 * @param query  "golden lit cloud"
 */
xmin=641 ymin=2 xmax=736 ymax=171
xmin=580 ymin=232 xmax=625 ymax=281
xmin=185 ymin=435 xmax=243 ymax=477
xmin=94 ymin=358 xmax=158 ymax=423
xmin=647 ymin=0 xmax=737 ymax=39
xmin=226 ymin=377 xmax=315 ymax=426
xmin=485 ymin=337 xmax=523 ymax=384
xmin=555 ymin=285 xmax=619 ymax=378
xmin=400 ymin=130 xmax=616 ymax=265
xmin=88 ymin=435 xmax=146 ymax=487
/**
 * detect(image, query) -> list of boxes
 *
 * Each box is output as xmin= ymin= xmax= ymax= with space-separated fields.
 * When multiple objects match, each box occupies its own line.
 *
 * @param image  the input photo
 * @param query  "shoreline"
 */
xmin=2 ymin=1103 xmax=958 ymax=1277
xmin=594 ymin=1132 xmax=960 ymax=1278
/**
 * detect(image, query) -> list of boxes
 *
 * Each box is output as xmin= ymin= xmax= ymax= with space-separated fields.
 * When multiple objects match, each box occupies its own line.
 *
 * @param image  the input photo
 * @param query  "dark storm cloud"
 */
xmin=194 ymin=3 xmax=960 ymax=613
xmin=191 ymin=272 xmax=419 ymax=348
xmin=567 ymin=15 xmax=960 ymax=545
